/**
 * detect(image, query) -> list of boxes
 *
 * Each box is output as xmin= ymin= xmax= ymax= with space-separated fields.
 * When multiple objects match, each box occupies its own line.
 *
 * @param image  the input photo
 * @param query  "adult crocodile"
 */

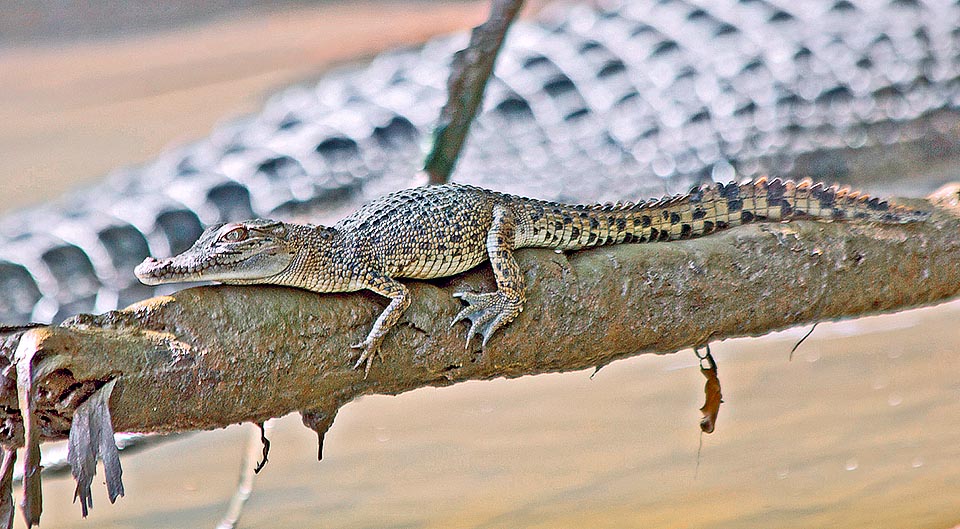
xmin=1 ymin=0 xmax=959 ymax=325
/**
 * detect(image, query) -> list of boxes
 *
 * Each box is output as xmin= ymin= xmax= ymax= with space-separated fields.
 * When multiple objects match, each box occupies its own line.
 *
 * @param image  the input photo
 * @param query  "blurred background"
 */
xmin=2 ymin=1 xmax=960 ymax=528
xmin=1 ymin=0 xmax=490 ymax=213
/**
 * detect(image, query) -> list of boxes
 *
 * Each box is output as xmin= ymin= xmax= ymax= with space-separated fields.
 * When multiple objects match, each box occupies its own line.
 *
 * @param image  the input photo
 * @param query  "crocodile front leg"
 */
xmin=452 ymin=204 xmax=525 ymax=347
xmin=352 ymin=271 xmax=410 ymax=375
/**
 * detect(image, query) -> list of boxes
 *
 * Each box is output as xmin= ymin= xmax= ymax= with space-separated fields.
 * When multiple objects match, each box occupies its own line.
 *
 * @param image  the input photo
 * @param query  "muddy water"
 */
xmin=26 ymin=300 xmax=960 ymax=529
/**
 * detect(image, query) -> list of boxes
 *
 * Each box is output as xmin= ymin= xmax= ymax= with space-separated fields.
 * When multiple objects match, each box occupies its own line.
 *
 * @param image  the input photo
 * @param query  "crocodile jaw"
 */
xmin=135 ymin=253 xmax=293 ymax=285
xmin=136 ymin=255 xmax=234 ymax=285
xmin=136 ymin=256 xmax=203 ymax=285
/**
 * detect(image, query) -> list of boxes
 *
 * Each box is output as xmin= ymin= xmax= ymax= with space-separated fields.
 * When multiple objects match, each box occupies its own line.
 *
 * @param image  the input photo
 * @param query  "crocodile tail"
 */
xmin=624 ymin=177 xmax=928 ymax=243
xmin=756 ymin=177 xmax=929 ymax=224
xmin=516 ymin=177 xmax=926 ymax=250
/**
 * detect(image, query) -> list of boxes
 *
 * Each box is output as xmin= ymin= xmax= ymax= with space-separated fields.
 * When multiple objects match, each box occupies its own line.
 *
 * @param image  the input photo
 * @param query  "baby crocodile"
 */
xmin=134 ymin=178 xmax=926 ymax=373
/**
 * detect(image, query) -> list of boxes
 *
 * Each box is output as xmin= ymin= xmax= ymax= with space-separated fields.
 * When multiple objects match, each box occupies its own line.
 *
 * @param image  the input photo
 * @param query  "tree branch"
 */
xmin=1 ymin=189 xmax=959 ymax=525
xmin=424 ymin=0 xmax=525 ymax=184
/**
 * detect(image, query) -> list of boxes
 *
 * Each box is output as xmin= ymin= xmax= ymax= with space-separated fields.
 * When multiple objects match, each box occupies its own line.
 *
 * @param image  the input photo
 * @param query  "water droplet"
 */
xmin=911 ymin=456 xmax=924 ymax=469
xmin=872 ymin=376 xmax=888 ymax=390
xmin=845 ymin=458 xmax=859 ymax=471
xmin=805 ymin=350 xmax=820 ymax=363
xmin=776 ymin=468 xmax=790 ymax=480
xmin=888 ymin=393 xmax=903 ymax=407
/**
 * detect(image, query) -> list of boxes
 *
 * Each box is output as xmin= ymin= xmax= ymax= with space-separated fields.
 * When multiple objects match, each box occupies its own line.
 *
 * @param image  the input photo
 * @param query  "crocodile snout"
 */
xmin=134 ymin=257 xmax=166 ymax=285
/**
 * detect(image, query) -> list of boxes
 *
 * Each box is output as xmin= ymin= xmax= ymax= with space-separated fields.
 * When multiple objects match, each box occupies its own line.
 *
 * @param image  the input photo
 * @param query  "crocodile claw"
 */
xmin=451 ymin=291 xmax=521 ymax=348
xmin=351 ymin=339 xmax=379 ymax=378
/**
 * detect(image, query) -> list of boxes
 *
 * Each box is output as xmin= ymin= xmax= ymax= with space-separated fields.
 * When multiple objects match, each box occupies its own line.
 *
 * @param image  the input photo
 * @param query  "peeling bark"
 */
xmin=0 ymin=194 xmax=958 ymax=525
xmin=68 ymin=379 xmax=122 ymax=517
xmin=14 ymin=330 xmax=49 ymax=527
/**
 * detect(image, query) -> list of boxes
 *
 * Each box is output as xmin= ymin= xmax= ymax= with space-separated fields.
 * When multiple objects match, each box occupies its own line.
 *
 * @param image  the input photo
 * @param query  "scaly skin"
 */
xmin=135 ymin=178 xmax=927 ymax=374
xmin=5 ymin=0 xmax=960 ymax=326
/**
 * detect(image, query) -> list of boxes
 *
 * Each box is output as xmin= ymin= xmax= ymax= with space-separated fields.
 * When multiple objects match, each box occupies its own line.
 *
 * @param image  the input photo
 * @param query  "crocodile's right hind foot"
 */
xmin=451 ymin=291 xmax=522 ymax=348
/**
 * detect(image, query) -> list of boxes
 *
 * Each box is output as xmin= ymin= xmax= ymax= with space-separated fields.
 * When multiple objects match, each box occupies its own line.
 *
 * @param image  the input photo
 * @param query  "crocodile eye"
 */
xmin=220 ymin=226 xmax=248 ymax=243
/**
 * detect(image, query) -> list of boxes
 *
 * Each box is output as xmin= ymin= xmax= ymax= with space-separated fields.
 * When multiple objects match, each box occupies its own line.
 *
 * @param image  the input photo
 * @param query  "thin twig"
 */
xmin=216 ymin=422 xmax=272 ymax=529
xmin=790 ymin=322 xmax=819 ymax=361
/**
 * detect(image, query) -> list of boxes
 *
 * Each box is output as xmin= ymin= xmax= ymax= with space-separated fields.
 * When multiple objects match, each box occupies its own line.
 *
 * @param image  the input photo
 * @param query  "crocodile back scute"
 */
xmin=1 ymin=0 xmax=958 ymax=324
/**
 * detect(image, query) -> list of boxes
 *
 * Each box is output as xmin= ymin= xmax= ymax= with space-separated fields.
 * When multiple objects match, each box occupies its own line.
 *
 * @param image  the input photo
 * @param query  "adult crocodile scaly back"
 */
xmin=133 ymin=178 xmax=927 ymax=373
xmin=3 ymin=0 xmax=959 ymax=325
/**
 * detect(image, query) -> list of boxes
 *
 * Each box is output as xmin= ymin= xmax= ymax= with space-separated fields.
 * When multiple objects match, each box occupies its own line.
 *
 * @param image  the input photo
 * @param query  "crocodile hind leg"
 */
xmin=352 ymin=271 xmax=410 ymax=375
xmin=452 ymin=204 xmax=526 ymax=347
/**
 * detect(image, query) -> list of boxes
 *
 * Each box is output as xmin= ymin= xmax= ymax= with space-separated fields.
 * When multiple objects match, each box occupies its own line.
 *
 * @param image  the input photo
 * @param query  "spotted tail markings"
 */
xmin=515 ymin=178 xmax=927 ymax=251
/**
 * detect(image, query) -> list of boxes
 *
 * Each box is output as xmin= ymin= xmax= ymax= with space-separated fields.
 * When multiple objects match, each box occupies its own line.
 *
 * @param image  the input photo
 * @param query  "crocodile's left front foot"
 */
xmin=451 ymin=291 xmax=522 ymax=347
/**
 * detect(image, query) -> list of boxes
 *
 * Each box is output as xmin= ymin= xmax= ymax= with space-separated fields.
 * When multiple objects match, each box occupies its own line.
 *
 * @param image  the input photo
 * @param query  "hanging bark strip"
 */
xmin=695 ymin=345 xmax=723 ymax=435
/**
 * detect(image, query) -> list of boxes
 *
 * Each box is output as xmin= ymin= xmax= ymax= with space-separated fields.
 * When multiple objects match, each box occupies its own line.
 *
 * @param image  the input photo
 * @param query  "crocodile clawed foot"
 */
xmin=351 ymin=339 xmax=380 ymax=378
xmin=451 ymin=291 xmax=521 ymax=348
